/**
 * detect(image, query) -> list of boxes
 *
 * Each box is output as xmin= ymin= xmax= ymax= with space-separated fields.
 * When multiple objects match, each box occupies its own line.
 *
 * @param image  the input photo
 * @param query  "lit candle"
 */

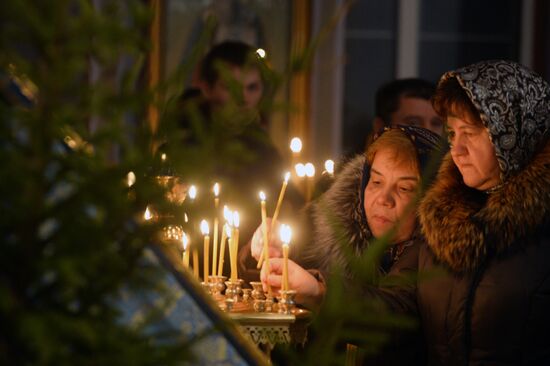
xmin=324 ymin=159 xmax=335 ymax=176
xmin=219 ymin=223 xmax=232 ymax=277
xmin=279 ymin=224 xmax=292 ymax=291
xmin=188 ymin=185 xmax=197 ymax=201
xmin=257 ymin=191 xmax=268 ymax=269
xmin=182 ymin=232 xmax=190 ymax=269
xmin=258 ymin=191 xmax=272 ymax=297
xmin=181 ymin=233 xmax=189 ymax=269
xmin=212 ymin=183 xmax=220 ymax=278
xmin=272 ymin=172 xmax=290 ymax=227
xmin=143 ymin=205 xmax=154 ymax=221
xmin=218 ymin=206 xmax=232 ymax=276
xmin=257 ymin=172 xmax=291 ymax=267
xmin=305 ymin=162 xmax=315 ymax=202
xmin=200 ymin=220 xmax=210 ymax=281
xmin=126 ymin=171 xmax=136 ymax=187
xmin=231 ymin=211 xmax=240 ymax=281
xmin=193 ymin=248 xmax=199 ymax=278
xmin=290 ymin=137 xmax=303 ymax=155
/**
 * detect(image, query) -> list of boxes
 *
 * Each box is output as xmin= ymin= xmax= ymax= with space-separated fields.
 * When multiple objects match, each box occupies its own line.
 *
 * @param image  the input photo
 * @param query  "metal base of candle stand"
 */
xmin=228 ymin=308 xmax=311 ymax=351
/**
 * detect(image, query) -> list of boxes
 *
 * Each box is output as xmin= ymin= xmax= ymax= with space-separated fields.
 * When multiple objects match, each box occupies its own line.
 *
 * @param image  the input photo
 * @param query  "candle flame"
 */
xmin=290 ymin=137 xmax=302 ymax=153
xmin=200 ymin=220 xmax=209 ymax=235
xmin=295 ymin=163 xmax=306 ymax=177
xmin=213 ymin=182 xmax=220 ymax=197
xmin=161 ymin=153 xmax=167 ymax=161
xmin=259 ymin=191 xmax=266 ymax=201
xmin=182 ymin=232 xmax=189 ymax=251
xmin=144 ymin=206 xmax=153 ymax=221
xmin=126 ymin=171 xmax=136 ymax=187
xmin=256 ymin=48 xmax=266 ymax=58
xmin=305 ymin=162 xmax=315 ymax=177
xmin=324 ymin=159 xmax=335 ymax=175
xmin=233 ymin=211 xmax=240 ymax=228
xmin=279 ymin=224 xmax=292 ymax=244
xmin=223 ymin=205 xmax=234 ymax=225
xmin=184 ymin=213 xmax=189 ymax=223
xmin=188 ymin=185 xmax=197 ymax=200
xmin=225 ymin=223 xmax=232 ymax=238
xmin=284 ymin=171 xmax=291 ymax=182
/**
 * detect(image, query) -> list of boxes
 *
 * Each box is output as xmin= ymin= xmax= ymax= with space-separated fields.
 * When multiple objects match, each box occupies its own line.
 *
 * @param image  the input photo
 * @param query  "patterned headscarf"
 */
xmin=439 ymin=60 xmax=550 ymax=179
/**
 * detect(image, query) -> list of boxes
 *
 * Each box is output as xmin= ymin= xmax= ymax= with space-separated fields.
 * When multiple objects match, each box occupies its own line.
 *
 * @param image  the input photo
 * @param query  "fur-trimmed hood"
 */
xmin=419 ymin=141 xmax=550 ymax=273
xmin=298 ymin=154 xmax=372 ymax=277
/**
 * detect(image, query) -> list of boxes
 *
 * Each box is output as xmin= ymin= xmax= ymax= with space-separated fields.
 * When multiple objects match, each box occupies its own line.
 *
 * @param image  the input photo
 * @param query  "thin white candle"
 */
xmin=279 ymin=224 xmax=292 ymax=291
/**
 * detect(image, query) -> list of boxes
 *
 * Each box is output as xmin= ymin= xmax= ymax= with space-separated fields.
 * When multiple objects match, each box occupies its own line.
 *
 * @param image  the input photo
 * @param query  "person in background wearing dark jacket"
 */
xmin=167 ymin=41 xmax=303 ymax=281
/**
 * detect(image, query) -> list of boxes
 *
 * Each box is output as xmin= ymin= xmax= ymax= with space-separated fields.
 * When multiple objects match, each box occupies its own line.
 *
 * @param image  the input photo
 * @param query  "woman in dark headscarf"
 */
xmin=252 ymin=125 xmax=445 ymax=308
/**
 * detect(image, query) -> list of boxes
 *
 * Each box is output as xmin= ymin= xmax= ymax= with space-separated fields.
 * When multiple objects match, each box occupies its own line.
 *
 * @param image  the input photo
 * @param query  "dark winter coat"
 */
xmin=379 ymin=60 xmax=550 ymax=366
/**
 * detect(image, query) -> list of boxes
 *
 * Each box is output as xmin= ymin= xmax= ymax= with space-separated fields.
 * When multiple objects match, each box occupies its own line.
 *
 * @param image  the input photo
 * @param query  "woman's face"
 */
xmin=447 ymin=115 xmax=501 ymax=190
xmin=364 ymin=148 xmax=420 ymax=242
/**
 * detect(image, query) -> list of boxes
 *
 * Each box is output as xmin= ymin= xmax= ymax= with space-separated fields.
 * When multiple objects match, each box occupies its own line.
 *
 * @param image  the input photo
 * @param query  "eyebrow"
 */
xmin=371 ymin=168 xmax=419 ymax=181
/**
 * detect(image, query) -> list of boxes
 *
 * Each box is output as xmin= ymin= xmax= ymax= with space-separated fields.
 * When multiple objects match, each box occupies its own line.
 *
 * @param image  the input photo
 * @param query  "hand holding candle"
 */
xmin=279 ymin=224 xmax=291 ymax=291
xmin=200 ymin=220 xmax=210 ymax=281
xmin=257 ymin=172 xmax=290 ymax=267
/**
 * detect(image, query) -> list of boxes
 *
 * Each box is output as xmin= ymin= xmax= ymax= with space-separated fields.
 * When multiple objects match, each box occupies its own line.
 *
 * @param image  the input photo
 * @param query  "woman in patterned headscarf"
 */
xmin=374 ymin=60 xmax=550 ymax=365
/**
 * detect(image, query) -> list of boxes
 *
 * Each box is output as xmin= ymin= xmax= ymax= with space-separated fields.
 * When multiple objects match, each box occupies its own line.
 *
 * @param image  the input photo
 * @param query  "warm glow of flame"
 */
xmin=259 ymin=191 xmax=266 ymax=201
xmin=126 ymin=171 xmax=136 ymax=187
xmin=324 ymin=160 xmax=335 ymax=174
xmin=200 ymin=220 xmax=209 ymax=235
xmin=213 ymin=182 xmax=220 ymax=197
xmin=144 ymin=206 xmax=153 ymax=221
xmin=188 ymin=185 xmax=197 ymax=200
xmin=290 ymin=137 xmax=302 ymax=153
xmin=295 ymin=163 xmax=306 ymax=177
xmin=305 ymin=162 xmax=315 ymax=177
xmin=182 ymin=232 xmax=189 ymax=251
xmin=161 ymin=153 xmax=167 ymax=161
xmin=225 ymin=223 xmax=232 ymax=238
xmin=184 ymin=213 xmax=189 ymax=223
xmin=279 ymin=224 xmax=292 ymax=245
xmin=256 ymin=48 xmax=266 ymax=58
xmin=284 ymin=171 xmax=291 ymax=182
xmin=233 ymin=211 xmax=240 ymax=228
xmin=223 ymin=205 xmax=233 ymax=225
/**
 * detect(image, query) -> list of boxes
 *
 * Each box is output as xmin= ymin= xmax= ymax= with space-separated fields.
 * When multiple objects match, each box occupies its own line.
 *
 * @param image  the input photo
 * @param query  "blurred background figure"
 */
xmin=372 ymin=78 xmax=443 ymax=136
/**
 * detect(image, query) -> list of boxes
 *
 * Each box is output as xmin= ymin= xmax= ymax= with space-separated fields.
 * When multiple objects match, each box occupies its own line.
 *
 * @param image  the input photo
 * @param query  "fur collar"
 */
xmin=299 ymin=154 xmax=372 ymax=275
xmin=419 ymin=141 xmax=550 ymax=273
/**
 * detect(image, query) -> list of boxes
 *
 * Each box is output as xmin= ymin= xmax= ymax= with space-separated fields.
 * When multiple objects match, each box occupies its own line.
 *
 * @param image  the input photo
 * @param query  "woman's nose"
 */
xmin=451 ymin=134 xmax=467 ymax=156
xmin=375 ymin=188 xmax=395 ymax=207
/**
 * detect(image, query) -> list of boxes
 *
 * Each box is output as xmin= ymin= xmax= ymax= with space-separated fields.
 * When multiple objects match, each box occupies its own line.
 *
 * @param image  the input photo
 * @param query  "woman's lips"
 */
xmin=371 ymin=215 xmax=391 ymax=225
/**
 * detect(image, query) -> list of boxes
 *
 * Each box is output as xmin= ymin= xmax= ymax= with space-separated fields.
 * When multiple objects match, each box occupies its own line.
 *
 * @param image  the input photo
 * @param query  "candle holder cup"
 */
xmin=209 ymin=275 xmax=227 ymax=301
xmin=278 ymin=290 xmax=297 ymax=314
xmin=250 ymin=281 xmax=265 ymax=301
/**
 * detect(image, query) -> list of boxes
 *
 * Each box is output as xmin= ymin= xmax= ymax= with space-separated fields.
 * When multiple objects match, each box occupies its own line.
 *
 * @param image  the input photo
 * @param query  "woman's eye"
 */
xmin=399 ymin=185 xmax=416 ymax=193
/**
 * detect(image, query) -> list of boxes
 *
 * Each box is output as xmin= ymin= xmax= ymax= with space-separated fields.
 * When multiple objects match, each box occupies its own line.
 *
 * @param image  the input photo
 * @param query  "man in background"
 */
xmin=372 ymin=78 xmax=443 ymax=136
